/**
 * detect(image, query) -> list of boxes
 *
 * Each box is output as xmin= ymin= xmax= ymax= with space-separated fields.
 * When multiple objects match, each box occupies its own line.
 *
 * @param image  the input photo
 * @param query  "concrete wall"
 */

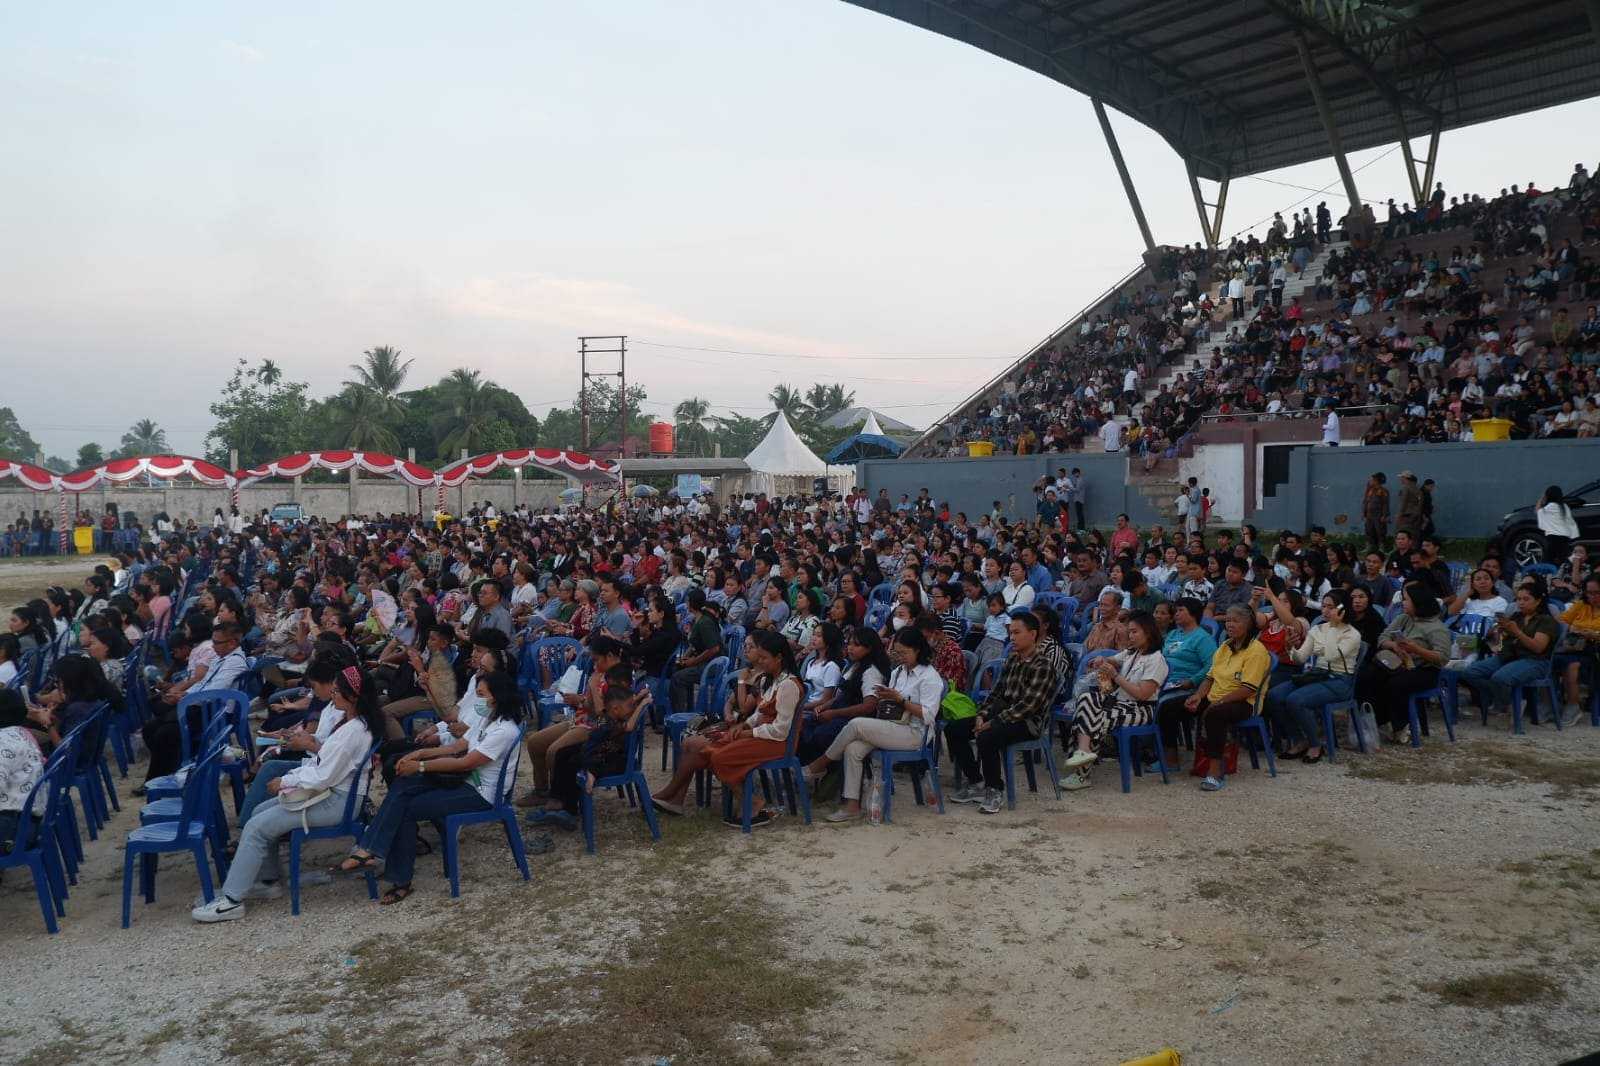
xmin=1180 ymin=443 xmax=1245 ymax=523
xmin=1253 ymin=439 xmax=1600 ymax=537
xmin=857 ymin=454 xmax=1165 ymax=528
xmin=0 ymin=477 xmax=571 ymax=526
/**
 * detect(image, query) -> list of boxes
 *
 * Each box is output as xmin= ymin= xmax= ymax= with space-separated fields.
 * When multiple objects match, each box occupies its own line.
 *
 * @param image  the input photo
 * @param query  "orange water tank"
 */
xmin=649 ymin=422 xmax=675 ymax=455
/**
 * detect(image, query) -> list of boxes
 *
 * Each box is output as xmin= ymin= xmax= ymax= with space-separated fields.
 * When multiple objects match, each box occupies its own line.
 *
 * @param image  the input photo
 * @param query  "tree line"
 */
xmin=0 ymin=346 xmax=890 ymax=472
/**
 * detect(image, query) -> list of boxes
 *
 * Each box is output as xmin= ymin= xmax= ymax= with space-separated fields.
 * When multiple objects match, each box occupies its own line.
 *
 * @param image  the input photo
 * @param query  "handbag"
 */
xmin=1289 ymin=668 xmax=1335 ymax=687
xmin=940 ymin=689 xmax=979 ymax=722
xmin=278 ymin=786 xmax=332 ymax=812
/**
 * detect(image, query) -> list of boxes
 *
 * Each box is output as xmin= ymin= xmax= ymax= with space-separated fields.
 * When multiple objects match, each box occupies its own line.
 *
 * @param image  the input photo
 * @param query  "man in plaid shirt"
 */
xmin=949 ymin=613 xmax=1059 ymax=814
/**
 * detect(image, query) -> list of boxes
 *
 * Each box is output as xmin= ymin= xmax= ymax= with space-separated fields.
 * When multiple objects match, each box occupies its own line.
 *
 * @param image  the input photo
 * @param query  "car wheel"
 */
xmin=1507 ymin=529 xmax=1545 ymax=568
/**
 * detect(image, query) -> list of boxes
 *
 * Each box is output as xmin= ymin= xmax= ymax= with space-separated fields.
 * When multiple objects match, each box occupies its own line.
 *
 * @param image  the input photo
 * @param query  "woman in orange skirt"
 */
xmin=651 ymin=630 xmax=801 ymax=823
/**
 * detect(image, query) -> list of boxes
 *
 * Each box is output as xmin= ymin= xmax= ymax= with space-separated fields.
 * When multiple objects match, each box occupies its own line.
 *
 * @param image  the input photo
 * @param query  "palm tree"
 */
xmin=119 ymin=419 xmax=169 ymax=456
xmin=329 ymin=386 xmax=400 ymax=453
xmin=256 ymin=359 xmax=283 ymax=390
xmin=673 ymin=396 xmax=715 ymax=456
xmin=768 ymin=384 xmax=808 ymax=422
xmin=345 ymin=346 xmax=413 ymax=420
xmin=434 ymin=369 xmax=497 ymax=457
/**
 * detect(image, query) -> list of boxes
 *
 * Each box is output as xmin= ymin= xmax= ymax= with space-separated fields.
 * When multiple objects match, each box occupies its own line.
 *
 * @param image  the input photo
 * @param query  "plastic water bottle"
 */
xmin=867 ymin=781 xmax=883 ymax=825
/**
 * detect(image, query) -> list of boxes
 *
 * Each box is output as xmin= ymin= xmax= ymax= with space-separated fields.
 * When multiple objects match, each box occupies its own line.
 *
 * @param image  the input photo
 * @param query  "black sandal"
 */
xmin=413 ymin=833 xmax=433 ymax=856
xmin=331 ymin=854 xmax=380 ymax=878
xmin=379 ymin=884 xmax=413 ymax=905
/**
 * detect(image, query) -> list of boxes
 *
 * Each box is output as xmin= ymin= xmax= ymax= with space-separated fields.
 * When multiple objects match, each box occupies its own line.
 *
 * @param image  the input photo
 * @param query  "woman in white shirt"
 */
xmin=332 ymin=670 xmax=523 ymax=905
xmin=1448 ymin=568 xmax=1510 ymax=620
xmin=803 ymin=627 xmax=943 ymax=823
xmin=1264 ymin=591 xmax=1363 ymax=764
xmin=0 ymin=690 xmax=46 ymax=852
xmin=1060 ymin=611 xmax=1169 ymax=788
xmin=801 ymin=623 xmax=844 ymax=714
xmin=1001 ymin=562 xmax=1036 ymax=610
xmin=192 ymin=664 xmax=384 ymax=923
xmin=1536 ymin=485 xmax=1581 ymax=564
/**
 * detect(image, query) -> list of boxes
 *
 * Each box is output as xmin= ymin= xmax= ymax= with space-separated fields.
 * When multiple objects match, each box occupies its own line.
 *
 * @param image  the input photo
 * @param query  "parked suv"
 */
xmin=1495 ymin=478 xmax=1600 ymax=568
xmin=268 ymin=502 xmax=306 ymax=526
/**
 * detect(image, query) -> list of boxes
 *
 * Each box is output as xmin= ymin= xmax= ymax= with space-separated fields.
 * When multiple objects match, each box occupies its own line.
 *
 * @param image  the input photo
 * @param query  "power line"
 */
xmin=632 ymin=339 xmax=1014 ymax=361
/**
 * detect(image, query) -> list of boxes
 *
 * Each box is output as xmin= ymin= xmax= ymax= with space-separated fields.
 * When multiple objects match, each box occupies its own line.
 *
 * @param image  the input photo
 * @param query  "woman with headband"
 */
xmin=192 ymin=664 xmax=385 ymax=923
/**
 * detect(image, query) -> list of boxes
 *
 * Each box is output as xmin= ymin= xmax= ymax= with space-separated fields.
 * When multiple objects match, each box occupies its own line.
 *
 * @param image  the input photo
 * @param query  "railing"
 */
xmin=902 ymin=259 xmax=1154 ymax=458
xmin=1197 ymin=403 xmax=1387 ymax=423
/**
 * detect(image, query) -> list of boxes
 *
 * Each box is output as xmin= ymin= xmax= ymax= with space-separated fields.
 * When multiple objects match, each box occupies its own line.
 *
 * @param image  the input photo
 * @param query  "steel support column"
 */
xmin=1394 ymin=109 xmax=1442 ymax=206
xmin=1296 ymin=35 xmax=1362 ymax=216
xmin=1185 ymin=159 xmax=1230 ymax=250
xmin=1092 ymin=97 xmax=1154 ymax=252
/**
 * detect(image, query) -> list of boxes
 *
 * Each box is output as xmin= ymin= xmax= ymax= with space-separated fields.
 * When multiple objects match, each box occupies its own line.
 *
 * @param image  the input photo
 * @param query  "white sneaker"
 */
xmin=1058 ymin=771 xmax=1093 ymax=791
xmin=1063 ymin=749 xmax=1098 ymax=770
xmin=243 ymin=881 xmax=284 ymax=901
xmin=978 ymin=788 xmax=1004 ymax=815
xmin=1560 ymin=704 xmax=1581 ymax=728
xmin=191 ymin=896 xmax=244 ymax=923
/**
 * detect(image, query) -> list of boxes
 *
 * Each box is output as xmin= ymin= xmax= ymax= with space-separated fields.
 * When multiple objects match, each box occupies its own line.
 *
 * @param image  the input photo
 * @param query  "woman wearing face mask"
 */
xmin=1265 ymin=590 xmax=1361 ymax=763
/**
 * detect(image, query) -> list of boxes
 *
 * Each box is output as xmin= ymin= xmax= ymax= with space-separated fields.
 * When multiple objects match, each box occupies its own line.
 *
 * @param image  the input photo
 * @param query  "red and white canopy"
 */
xmin=235 ymin=450 xmax=436 ymax=488
xmin=58 ymin=455 xmax=236 ymax=491
xmin=0 ymin=458 xmax=60 ymax=492
xmin=437 ymin=448 xmax=620 ymax=487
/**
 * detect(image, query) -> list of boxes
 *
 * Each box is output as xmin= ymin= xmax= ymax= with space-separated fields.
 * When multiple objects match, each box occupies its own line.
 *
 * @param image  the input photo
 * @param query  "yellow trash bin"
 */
xmin=1120 ymin=1051 xmax=1181 ymax=1066
xmin=1470 ymin=417 xmax=1513 ymax=442
xmin=73 ymin=526 xmax=95 ymax=555
xmin=965 ymin=441 xmax=996 ymax=457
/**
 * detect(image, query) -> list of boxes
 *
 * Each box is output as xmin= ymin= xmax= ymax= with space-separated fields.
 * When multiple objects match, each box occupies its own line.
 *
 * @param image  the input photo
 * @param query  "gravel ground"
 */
xmin=1 ymin=709 xmax=1597 ymax=1065
xmin=0 ymin=556 xmax=110 ymax=613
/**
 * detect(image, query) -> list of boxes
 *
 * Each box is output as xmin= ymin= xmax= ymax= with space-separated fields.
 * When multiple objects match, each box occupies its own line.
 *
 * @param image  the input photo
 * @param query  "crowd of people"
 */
xmin=922 ymin=162 xmax=1600 ymax=457
xmin=3 ymin=478 xmax=1597 ymax=929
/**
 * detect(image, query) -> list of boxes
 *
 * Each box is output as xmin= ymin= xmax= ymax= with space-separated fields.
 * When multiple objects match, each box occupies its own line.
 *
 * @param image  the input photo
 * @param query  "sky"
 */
xmin=3 ymin=0 xmax=1598 ymax=462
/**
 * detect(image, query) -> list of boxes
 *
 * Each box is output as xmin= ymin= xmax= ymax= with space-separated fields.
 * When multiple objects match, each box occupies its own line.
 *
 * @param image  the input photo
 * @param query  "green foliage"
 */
xmin=539 ymin=379 xmax=650 ymax=454
xmin=204 ymin=359 xmax=312 ymax=466
xmin=75 ymin=443 xmax=105 ymax=469
xmin=117 ymin=419 xmax=171 ymax=458
xmin=0 ymin=407 xmax=41 ymax=463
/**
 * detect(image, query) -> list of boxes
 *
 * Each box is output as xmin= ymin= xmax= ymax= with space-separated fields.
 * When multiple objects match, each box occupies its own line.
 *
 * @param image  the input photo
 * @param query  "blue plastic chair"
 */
xmin=580 ymin=700 xmax=661 ymax=854
xmin=878 ymin=692 xmax=947 ymax=822
xmin=970 ymin=658 xmax=1004 ymax=704
xmin=121 ymin=748 xmax=227 ymax=928
xmin=144 ymin=710 xmax=238 ymax=805
xmin=1002 ymin=721 xmax=1061 ymax=809
xmin=1 ymin=757 xmax=74 ymax=933
xmin=868 ymin=583 xmax=894 ymax=607
xmin=663 ymin=656 xmax=729 ymax=771
xmin=286 ymin=740 xmax=384 ymax=915
xmin=439 ymin=724 xmax=532 ymax=898
xmin=1232 ymin=654 xmax=1279 ymax=778
xmin=1199 ymin=617 xmax=1221 ymax=640
xmin=1311 ymin=643 xmax=1369 ymax=760
xmin=721 ymin=697 xmax=813 ymax=833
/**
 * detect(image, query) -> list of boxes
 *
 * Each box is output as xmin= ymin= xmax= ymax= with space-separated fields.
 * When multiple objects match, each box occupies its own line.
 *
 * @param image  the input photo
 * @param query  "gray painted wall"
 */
xmin=1253 ymin=439 xmax=1600 ymax=537
xmin=858 ymin=454 xmax=1166 ymax=528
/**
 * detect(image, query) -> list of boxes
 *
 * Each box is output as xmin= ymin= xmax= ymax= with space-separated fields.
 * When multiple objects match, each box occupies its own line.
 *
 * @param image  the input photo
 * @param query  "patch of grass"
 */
xmin=139 ymin=1021 xmax=185 ymax=1052
xmin=1429 ymin=968 xmax=1563 ymax=1009
xmin=1347 ymin=741 xmax=1600 ymax=800
xmin=501 ymin=894 xmax=828 ymax=1065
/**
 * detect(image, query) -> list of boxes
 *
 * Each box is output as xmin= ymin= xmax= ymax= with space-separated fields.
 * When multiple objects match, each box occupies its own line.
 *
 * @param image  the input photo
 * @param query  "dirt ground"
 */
xmin=2 ymin=707 xmax=1597 ymax=1066
xmin=0 ymin=556 xmax=111 ymax=613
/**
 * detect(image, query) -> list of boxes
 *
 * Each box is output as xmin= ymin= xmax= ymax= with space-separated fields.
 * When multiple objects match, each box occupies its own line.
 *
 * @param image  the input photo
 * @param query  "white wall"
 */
xmin=1179 ymin=443 xmax=1245 ymax=523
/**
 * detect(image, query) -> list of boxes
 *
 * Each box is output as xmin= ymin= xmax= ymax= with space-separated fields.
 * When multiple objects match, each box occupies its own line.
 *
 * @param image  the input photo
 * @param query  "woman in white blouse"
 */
xmin=804 ymin=627 xmax=943 ymax=823
xmin=801 ymin=623 xmax=844 ymax=714
xmin=1001 ymin=561 xmax=1036 ymax=611
xmin=192 ymin=664 xmax=384 ymax=923
xmin=1448 ymin=568 xmax=1510 ymax=620
xmin=1264 ymin=590 xmax=1363 ymax=764
xmin=1536 ymin=485 xmax=1581 ymax=565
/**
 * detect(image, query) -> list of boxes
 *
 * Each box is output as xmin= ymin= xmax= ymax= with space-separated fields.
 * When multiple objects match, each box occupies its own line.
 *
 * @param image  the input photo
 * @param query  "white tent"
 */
xmin=733 ymin=412 xmax=855 ymax=498
xmin=861 ymin=411 xmax=885 ymax=437
xmin=742 ymin=412 xmax=828 ymax=475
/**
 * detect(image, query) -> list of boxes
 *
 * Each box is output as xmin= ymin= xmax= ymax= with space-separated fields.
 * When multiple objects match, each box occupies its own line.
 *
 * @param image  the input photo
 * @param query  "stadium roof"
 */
xmin=841 ymin=0 xmax=1600 ymax=181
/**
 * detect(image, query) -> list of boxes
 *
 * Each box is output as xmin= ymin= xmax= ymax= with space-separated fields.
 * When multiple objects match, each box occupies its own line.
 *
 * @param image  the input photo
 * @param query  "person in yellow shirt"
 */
xmin=1182 ymin=604 xmax=1271 ymax=791
xmin=1558 ymin=576 xmax=1600 ymax=722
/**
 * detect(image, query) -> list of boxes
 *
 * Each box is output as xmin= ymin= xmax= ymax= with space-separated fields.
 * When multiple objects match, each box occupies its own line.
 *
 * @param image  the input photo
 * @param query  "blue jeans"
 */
xmin=360 ymin=774 xmax=489 ymax=887
xmin=1267 ymin=675 xmax=1355 ymax=747
xmin=1459 ymin=656 xmax=1551 ymax=711
xmin=239 ymin=758 xmax=301 ymax=826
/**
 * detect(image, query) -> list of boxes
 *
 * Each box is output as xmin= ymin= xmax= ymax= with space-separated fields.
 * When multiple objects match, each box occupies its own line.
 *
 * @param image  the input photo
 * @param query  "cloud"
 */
xmin=444 ymin=273 xmax=851 ymax=357
xmin=219 ymin=40 xmax=265 ymax=65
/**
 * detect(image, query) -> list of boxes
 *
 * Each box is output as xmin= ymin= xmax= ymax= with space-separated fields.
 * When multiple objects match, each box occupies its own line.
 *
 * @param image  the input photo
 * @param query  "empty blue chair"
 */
xmin=286 ymin=740 xmax=383 ymax=915
xmin=440 ymin=724 xmax=532 ymax=898
xmin=579 ymin=702 xmax=661 ymax=854
xmin=1 ymin=757 xmax=74 ymax=933
xmin=121 ymin=749 xmax=227 ymax=928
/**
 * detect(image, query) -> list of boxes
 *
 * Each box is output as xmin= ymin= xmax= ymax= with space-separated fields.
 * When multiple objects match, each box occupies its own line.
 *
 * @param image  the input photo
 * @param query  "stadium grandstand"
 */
xmin=834 ymin=1 xmax=1600 ymax=469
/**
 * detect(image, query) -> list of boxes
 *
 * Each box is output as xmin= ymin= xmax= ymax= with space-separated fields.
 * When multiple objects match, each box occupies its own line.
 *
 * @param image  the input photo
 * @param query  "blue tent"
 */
xmin=824 ymin=412 xmax=906 ymax=464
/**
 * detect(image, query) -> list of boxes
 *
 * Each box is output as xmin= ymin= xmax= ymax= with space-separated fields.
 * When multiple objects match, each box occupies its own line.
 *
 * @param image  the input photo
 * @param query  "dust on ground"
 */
xmin=0 ymin=556 xmax=112 ymax=613
xmin=2 ymin=712 xmax=1597 ymax=1065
